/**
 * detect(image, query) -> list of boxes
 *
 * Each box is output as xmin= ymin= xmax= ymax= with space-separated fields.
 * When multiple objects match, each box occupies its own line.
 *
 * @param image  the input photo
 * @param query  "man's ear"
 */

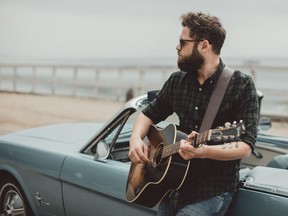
xmin=201 ymin=40 xmax=210 ymax=51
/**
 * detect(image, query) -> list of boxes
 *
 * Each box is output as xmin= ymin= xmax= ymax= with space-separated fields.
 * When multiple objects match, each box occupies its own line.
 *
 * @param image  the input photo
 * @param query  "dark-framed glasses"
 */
xmin=179 ymin=38 xmax=203 ymax=49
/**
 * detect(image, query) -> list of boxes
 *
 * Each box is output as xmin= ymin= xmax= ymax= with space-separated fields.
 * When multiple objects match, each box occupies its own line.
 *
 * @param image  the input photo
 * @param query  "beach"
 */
xmin=0 ymin=92 xmax=287 ymax=137
xmin=0 ymin=92 xmax=124 ymax=134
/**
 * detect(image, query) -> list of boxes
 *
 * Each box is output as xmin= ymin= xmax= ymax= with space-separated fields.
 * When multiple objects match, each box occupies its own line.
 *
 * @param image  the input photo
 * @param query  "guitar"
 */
xmin=126 ymin=121 xmax=243 ymax=208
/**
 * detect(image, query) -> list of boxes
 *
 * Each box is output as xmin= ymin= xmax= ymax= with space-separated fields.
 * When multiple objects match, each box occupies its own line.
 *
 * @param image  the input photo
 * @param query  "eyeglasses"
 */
xmin=179 ymin=38 xmax=203 ymax=49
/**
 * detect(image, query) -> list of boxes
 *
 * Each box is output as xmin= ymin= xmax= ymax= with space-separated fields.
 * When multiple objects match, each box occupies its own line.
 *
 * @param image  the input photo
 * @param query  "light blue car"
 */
xmin=1 ymin=93 xmax=288 ymax=216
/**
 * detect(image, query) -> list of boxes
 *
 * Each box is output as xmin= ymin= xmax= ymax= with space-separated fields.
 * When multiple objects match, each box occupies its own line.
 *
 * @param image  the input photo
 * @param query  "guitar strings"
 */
xmin=146 ymin=123 xmax=241 ymax=162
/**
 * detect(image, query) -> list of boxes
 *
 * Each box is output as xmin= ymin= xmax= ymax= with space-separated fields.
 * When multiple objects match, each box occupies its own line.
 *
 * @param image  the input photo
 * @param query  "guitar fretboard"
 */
xmin=159 ymin=129 xmax=212 ymax=159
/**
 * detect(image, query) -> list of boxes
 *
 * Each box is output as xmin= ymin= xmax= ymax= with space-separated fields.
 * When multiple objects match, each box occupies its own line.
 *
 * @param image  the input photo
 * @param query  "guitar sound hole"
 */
xmin=153 ymin=143 xmax=164 ymax=167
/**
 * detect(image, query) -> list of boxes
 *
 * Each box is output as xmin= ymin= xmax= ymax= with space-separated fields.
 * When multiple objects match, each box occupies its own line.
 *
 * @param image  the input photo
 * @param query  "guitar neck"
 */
xmin=161 ymin=129 xmax=212 ymax=159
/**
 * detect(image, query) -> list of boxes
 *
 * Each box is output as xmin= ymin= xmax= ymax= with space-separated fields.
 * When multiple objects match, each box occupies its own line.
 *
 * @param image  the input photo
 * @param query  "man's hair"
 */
xmin=181 ymin=12 xmax=226 ymax=54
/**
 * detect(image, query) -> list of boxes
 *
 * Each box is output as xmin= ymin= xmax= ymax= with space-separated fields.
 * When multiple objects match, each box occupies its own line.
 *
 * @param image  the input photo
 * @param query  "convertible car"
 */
xmin=0 ymin=92 xmax=288 ymax=216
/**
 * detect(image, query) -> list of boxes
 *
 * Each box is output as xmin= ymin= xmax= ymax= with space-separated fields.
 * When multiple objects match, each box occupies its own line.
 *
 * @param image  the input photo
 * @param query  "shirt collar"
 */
xmin=184 ymin=58 xmax=225 ymax=82
xmin=205 ymin=59 xmax=225 ymax=85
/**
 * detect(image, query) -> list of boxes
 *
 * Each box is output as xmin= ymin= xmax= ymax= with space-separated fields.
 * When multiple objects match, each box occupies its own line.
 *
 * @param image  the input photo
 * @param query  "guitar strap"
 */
xmin=199 ymin=66 xmax=234 ymax=133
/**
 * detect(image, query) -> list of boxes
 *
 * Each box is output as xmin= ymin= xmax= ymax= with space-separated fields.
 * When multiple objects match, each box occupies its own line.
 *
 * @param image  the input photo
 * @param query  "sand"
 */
xmin=0 ymin=92 xmax=287 ymax=137
xmin=0 ymin=92 xmax=124 ymax=134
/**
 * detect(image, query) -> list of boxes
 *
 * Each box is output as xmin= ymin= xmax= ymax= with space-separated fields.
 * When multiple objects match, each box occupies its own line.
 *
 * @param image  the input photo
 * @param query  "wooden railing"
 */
xmin=0 ymin=63 xmax=287 ymax=101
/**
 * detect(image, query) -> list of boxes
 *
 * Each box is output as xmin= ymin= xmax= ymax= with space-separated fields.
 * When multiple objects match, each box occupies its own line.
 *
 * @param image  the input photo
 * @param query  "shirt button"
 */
xmin=199 ymin=87 xmax=202 ymax=91
xmin=195 ymin=106 xmax=198 ymax=110
xmin=195 ymin=125 xmax=198 ymax=129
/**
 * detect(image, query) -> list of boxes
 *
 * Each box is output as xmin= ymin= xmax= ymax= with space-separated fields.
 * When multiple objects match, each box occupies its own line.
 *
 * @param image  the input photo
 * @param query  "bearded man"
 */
xmin=128 ymin=12 xmax=259 ymax=216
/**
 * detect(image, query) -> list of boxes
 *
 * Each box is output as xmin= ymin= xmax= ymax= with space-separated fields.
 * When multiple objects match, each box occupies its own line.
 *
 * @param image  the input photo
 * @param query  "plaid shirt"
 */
xmin=142 ymin=60 xmax=259 ymax=208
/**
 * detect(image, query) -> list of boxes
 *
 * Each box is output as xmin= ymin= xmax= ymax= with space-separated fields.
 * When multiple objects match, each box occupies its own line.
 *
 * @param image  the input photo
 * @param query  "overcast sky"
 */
xmin=0 ymin=0 xmax=288 ymax=62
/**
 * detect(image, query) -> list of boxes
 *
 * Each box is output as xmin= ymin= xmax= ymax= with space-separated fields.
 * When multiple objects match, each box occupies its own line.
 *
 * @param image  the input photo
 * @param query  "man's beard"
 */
xmin=177 ymin=48 xmax=204 ymax=74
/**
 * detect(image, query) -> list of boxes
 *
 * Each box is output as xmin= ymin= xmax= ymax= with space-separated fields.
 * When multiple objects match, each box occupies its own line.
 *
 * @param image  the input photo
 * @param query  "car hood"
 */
xmin=0 ymin=122 xmax=104 ymax=148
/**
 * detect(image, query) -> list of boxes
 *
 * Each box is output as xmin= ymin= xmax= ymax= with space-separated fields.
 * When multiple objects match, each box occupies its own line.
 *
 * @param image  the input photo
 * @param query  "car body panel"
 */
xmin=60 ymin=155 xmax=156 ymax=215
xmin=228 ymin=167 xmax=288 ymax=216
xmin=0 ymin=122 xmax=103 ymax=215
xmin=0 ymin=140 xmax=66 ymax=215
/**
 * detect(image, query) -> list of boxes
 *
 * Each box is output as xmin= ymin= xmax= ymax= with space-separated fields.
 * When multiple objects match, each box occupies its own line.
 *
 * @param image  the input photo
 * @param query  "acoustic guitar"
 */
xmin=126 ymin=121 xmax=243 ymax=208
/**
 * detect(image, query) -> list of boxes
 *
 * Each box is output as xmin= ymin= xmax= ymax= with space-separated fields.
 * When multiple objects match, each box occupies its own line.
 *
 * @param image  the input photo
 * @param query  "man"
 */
xmin=128 ymin=12 xmax=259 ymax=215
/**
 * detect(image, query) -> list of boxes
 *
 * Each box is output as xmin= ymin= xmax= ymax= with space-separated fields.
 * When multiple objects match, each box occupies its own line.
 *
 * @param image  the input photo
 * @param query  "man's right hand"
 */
xmin=128 ymin=112 xmax=154 ymax=164
xmin=128 ymin=138 xmax=150 ymax=164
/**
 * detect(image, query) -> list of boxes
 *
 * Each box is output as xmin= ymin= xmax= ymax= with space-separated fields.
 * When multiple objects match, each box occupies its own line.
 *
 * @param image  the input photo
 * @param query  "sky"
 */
xmin=0 ymin=0 xmax=288 ymax=62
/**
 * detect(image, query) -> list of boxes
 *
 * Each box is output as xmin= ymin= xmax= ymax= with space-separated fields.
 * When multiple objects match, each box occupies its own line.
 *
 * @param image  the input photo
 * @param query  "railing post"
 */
xmin=94 ymin=68 xmax=100 ymax=98
xmin=0 ymin=66 xmax=2 ymax=89
xmin=162 ymin=67 xmax=167 ymax=83
xmin=72 ymin=67 xmax=78 ymax=97
xmin=138 ymin=68 xmax=145 ymax=95
xmin=251 ymin=67 xmax=256 ymax=83
xmin=31 ymin=66 xmax=36 ymax=94
xmin=51 ymin=67 xmax=56 ymax=95
xmin=13 ymin=66 xmax=17 ymax=91
xmin=116 ymin=68 xmax=123 ymax=101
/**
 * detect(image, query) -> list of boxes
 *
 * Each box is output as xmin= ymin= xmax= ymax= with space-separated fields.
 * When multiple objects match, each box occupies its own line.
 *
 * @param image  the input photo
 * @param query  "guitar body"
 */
xmin=126 ymin=121 xmax=243 ymax=208
xmin=126 ymin=124 xmax=189 ymax=208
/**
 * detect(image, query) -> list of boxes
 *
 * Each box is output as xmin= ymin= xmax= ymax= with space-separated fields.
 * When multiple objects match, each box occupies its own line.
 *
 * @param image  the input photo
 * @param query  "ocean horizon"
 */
xmin=1 ymin=56 xmax=288 ymax=67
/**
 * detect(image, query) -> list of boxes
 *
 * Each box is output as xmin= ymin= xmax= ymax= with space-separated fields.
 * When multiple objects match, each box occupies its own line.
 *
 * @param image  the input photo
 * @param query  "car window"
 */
xmin=88 ymin=97 xmax=180 ymax=161
xmin=103 ymin=110 xmax=137 ymax=162
xmin=111 ymin=106 xmax=180 ymax=146
xmin=109 ymin=110 xmax=142 ymax=150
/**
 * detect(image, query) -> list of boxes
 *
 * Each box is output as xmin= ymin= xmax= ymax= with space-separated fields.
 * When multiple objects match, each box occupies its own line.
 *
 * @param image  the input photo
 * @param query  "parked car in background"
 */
xmin=0 ymin=92 xmax=288 ymax=216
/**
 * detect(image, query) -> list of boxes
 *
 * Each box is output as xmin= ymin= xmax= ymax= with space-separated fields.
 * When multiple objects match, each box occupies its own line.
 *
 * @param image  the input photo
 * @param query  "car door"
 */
xmin=60 ymin=108 xmax=157 ymax=216
xmin=60 ymin=154 xmax=156 ymax=216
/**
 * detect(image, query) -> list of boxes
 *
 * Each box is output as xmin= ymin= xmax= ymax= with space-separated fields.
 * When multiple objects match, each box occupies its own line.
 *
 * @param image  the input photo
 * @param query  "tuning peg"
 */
xmin=229 ymin=135 xmax=235 ymax=139
xmin=215 ymin=136 xmax=222 ymax=141
xmin=232 ymin=121 xmax=237 ymax=127
xmin=224 ymin=122 xmax=231 ymax=128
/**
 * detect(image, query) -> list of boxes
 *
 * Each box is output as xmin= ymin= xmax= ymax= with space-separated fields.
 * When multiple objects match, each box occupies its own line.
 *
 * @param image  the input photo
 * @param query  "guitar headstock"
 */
xmin=210 ymin=120 xmax=244 ymax=143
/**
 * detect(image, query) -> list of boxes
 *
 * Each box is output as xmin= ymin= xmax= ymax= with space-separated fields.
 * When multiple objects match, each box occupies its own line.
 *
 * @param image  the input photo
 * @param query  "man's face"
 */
xmin=177 ymin=27 xmax=204 ymax=73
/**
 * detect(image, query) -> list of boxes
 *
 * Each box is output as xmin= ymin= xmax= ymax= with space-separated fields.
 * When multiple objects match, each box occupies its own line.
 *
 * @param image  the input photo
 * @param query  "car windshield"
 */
xmin=122 ymin=105 xmax=179 ymax=134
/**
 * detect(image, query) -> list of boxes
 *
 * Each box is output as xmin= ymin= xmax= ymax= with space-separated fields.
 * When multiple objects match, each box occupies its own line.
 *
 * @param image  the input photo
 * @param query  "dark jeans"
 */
xmin=157 ymin=192 xmax=234 ymax=216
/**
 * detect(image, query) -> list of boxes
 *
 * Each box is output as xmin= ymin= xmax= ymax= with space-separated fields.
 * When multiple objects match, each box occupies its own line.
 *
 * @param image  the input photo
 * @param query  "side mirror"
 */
xmin=259 ymin=116 xmax=272 ymax=131
xmin=95 ymin=140 xmax=109 ymax=162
